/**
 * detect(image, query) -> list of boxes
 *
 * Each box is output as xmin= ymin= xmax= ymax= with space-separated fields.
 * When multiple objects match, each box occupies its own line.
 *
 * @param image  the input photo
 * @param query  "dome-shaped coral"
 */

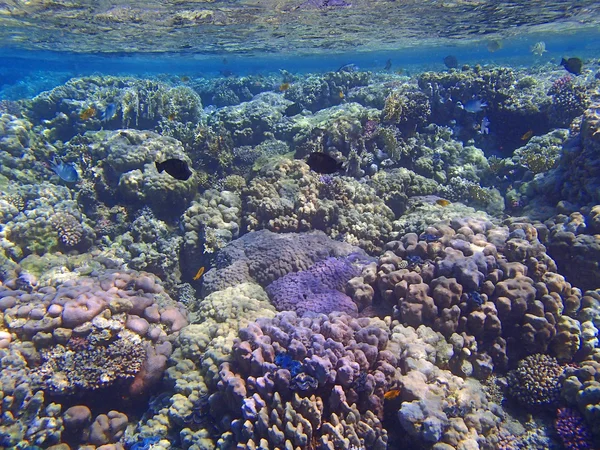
xmin=507 ymin=353 xmax=564 ymax=408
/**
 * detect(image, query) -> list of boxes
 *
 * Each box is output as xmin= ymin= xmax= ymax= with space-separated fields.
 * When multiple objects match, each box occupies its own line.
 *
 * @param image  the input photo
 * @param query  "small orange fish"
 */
xmin=338 ymin=91 xmax=345 ymax=99
xmin=279 ymin=82 xmax=291 ymax=92
xmin=436 ymin=199 xmax=451 ymax=207
xmin=521 ymin=130 xmax=533 ymax=141
xmin=193 ymin=266 xmax=205 ymax=281
xmin=384 ymin=389 xmax=401 ymax=400
xmin=180 ymin=76 xmax=190 ymax=82
xmin=168 ymin=113 xmax=176 ymax=121
xmin=79 ymin=106 xmax=96 ymax=121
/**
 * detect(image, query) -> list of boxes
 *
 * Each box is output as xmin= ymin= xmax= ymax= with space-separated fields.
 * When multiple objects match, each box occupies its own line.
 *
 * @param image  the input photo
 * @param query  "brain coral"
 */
xmin=201 ymin=229 xmax=367 ymax=296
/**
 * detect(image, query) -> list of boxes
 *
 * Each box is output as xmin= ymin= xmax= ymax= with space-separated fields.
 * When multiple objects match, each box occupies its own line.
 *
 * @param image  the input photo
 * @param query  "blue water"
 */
xmin=2 ymin=31 xmax=599 ymax=100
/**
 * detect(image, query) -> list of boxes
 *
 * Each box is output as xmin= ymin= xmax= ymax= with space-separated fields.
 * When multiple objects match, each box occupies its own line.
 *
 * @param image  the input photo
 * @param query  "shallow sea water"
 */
xmin=1 ymin=2 xmax=600 ymax=450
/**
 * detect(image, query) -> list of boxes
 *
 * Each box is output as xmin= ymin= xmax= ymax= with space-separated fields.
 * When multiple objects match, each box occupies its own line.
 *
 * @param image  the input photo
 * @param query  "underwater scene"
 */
xmin=1 ymin=1 xmax=600 ymax=450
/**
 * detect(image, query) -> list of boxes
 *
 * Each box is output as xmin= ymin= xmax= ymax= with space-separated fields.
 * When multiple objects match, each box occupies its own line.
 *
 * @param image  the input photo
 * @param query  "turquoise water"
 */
xmin=1 ymin=2 xmax=600 ymax=450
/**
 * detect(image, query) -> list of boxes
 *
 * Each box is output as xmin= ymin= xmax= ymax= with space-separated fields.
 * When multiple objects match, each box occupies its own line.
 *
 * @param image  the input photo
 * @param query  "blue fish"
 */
xmin=101 ymin=103 xmax=117 ymax=122
xmin=463 ymin=98 xmax=487 ymax=113
xmin=49 ymin=157 xmax=79 ymax=182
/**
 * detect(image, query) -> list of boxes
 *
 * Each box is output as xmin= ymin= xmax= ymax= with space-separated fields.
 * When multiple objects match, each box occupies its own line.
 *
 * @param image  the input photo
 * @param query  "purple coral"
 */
xmin=265 ymin=257 xmax=360 ymax=316
xmin=555 ymin=408 xmax=593 ymax=450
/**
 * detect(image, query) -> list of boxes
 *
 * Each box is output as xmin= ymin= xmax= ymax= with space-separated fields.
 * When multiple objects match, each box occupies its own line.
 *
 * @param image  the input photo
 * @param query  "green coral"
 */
xmin=25 ymin=76 xmax=203 ymax=137
xmin=514 ymin=129 xmax=569 ymax=174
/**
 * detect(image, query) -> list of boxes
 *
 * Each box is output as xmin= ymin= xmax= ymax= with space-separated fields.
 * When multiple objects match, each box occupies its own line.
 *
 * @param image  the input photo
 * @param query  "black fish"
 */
xmin=384 ymin=59 xmax=392 ymax=71
xmin=156 ymin=158 xmax=192 ymax=181
xmin=443 ymin=55 xmax=458 ymax=69
xmin=284 ymin=102 xmax=303 ymax=116
xmin=306 ymin=152 xmax=342 ymax=174
xmin=560 ymin=57 xmax=583 ymax=75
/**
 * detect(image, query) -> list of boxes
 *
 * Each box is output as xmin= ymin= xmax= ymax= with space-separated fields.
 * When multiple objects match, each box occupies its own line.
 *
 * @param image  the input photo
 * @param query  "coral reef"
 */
xmin=3 ymin=62 xmax=600 ymax=450
xmin=24 ymin=76 xmax=203 ymax=139
xmin=180 ymin=188 xmax=241 ymax=278
xmin=547 ymin=75 xmax=590 ymax=128
xmin=265 ymin=256 xmax=365 ymax=315
xmin=200 ymin=229 xmax=367 ymax=296
xmin=283 ymin=70 xmax=371 ymax=112
xmin=366 ymin=216 xmax=583 ymax=374
xmin=1 ymin=182 xmax=95 ymax=258
xmin=77 ymin=129 xmax=199 ymax=214
xmin=110 ymin=207 xmax=184 ymax=287
xmin=242 ymin=159 xmax=395 ymax=253
xmin=544 ymin=207 xmax=600 ymax=292
xmin=506 ymin=354 xmax=564 ymax=408
xmin=554 ymin=407 xmax=594 ymax=450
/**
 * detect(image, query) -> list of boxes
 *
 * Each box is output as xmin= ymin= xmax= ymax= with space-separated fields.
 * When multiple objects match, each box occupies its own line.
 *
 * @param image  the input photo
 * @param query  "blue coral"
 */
xmin=129 ymin=436 xmax=160 ymax=450
xmin=275 ymin=352 xmax=303 ymax=377
xmin=466 ymin=291 xmax=485 ymax=307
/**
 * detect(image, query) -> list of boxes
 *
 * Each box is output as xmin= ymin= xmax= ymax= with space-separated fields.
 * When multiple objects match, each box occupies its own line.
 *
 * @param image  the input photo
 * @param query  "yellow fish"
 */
xmin=338 ymin=91 xmax=345 ymax=99
xmin=521 ymin=130 xmax=534 ymax=141
xmin=384 ymin=389 xmax=401 ymax=400
xmin=193 ymin=266 xmax=205 ymax=281
xmin=279 ymin=82 xmax=291 ymax=92
xmin=436 ymin=199 xmax=451 ymax=207
xmin=79 ymin=106 xmax=96 ymax=121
